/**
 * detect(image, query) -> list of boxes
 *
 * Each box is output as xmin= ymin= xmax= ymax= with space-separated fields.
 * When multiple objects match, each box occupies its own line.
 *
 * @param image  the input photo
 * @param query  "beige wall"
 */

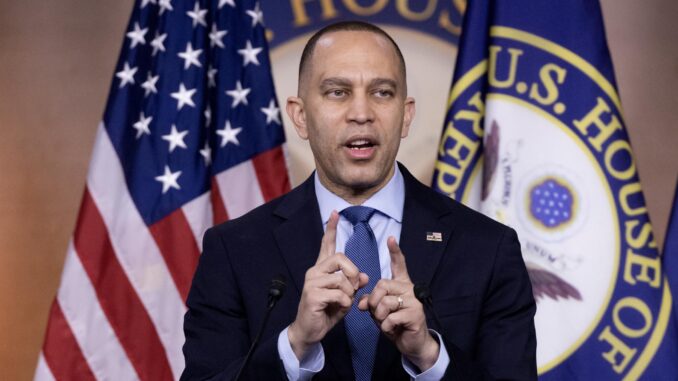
xmin=0 ymin=1 xmax=676 ymax=379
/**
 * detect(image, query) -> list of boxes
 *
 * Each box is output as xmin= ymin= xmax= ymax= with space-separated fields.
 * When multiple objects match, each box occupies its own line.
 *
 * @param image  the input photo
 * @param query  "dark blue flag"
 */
xmin=433 ymin=0 xmax=678 ymax=378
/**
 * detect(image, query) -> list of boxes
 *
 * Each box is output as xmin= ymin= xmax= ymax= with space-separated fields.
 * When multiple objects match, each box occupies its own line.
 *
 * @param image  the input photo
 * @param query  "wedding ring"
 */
xmin=397 ymin=295 xmax=404 ymax=310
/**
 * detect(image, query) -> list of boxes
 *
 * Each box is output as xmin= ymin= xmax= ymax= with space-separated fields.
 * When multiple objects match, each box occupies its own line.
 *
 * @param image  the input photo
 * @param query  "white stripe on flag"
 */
xmin=33 ymin=353 xmax=56 ymax=381
xmin=87 ymin=123 xmax=186 ymax=378
xmin=214 ymin=159 xmax=265 ymax=219
xmin=58 ymin=243 xmax=139 ymax=381
xmin=182 ymin=192 xmax=213 ymax=252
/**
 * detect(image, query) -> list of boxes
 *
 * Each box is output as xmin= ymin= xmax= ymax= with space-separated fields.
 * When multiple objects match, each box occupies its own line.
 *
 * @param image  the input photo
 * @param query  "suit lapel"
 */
xmin=273 ymin=177 xmax=323 ymax=295
xmin=398 ymin=164 xmax=456 ymax=287
xmin=272 ymin=176 xmax=354 ymax=380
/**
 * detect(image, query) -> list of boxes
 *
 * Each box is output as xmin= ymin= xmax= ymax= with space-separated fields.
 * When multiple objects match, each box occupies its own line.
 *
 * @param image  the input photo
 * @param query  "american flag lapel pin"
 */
xmin=426 ymin=232 xmax=442 ymax=242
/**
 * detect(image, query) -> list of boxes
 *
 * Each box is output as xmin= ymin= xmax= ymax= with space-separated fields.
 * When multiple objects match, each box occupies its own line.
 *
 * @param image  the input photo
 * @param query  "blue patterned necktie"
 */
xmin=341 ymin=206 xmax=381 ymax=381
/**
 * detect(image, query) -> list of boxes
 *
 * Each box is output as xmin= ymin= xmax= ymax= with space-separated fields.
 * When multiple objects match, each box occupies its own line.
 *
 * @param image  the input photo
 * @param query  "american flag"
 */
xmin=34 ymin=0 xmax=289 ymax=380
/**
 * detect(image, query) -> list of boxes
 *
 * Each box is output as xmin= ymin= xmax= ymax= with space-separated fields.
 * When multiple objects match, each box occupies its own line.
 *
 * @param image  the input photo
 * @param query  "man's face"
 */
xmin=287 ymin=30 xmax=415 ymax=200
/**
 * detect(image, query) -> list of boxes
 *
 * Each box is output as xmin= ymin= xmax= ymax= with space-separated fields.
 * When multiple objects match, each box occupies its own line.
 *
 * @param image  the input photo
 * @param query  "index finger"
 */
xmin=387 ymin=236 xmax=411 ymax=281
xmin=317 ymin=210 xmax=339 ymax=264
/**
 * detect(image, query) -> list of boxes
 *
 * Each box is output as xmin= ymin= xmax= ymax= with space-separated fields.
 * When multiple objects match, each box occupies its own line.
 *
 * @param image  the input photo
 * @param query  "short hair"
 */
xmin=298 ymin=21 xmax=407 ymax=92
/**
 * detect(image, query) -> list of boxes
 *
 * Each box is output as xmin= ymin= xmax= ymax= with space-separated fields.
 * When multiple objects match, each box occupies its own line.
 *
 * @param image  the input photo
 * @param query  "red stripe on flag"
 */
xmin=74 ymin=190 xmax=174 ymax=381
xmin=149 ymin=208 xmax=200 ymax=301
xmin=252 ymin=146 xmax=291 ymax=202
xmin=211 ymin=176 xmax=229 ymax=225
xmin=42 ymin=300 xmax=97 ymax=381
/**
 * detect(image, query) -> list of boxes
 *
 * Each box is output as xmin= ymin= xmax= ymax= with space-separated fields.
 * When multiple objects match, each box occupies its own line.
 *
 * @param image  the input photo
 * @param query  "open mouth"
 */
xmin=345 ymin=138 xmax=376 ymax=150
xmin=344 ymin=137 xmax=377 ymax=159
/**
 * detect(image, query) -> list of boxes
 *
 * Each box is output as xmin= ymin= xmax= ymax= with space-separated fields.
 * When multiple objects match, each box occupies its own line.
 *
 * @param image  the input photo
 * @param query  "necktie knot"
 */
xmin=341 ymin=206 xmax=376 ymax=225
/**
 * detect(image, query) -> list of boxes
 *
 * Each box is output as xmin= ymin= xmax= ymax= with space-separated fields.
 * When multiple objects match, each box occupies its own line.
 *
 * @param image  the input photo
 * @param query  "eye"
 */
xmin=374 ymin=89 xmax=394 ymax=98
xmin=326 ymin=89 xmax=348 ymax=98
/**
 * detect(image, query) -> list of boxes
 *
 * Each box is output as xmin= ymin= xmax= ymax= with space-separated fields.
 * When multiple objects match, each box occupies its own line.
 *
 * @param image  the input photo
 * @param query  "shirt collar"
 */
xmin=315 ymin=164 xmax=405 ymax=224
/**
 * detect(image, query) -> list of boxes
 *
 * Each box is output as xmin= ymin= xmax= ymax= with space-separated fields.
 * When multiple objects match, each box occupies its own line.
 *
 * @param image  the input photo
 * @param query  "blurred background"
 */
xmin=1 ymin=0 xmax=676 ymax=379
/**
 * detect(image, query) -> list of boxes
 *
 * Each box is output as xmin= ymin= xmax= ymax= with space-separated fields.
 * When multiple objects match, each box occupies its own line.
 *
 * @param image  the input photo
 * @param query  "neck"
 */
xmin=317 ymin=165 xmax=396 ymax=205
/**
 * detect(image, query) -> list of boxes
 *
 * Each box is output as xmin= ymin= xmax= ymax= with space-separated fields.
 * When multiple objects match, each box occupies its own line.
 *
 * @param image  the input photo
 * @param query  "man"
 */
xmin=182 ymin=21 xmax=536 ymax=380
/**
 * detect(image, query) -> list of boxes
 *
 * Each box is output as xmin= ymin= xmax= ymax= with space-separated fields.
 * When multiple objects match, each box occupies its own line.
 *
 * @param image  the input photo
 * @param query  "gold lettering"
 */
xmin=343 ymin=0 xmax=388 ymax=15
xmin=438 ymin=9 xmax=461 ymax=35
xmin=397 ymin=0 xmax=437 ymax=21
xmin=453 ymin=91 xmax=485 ymax=137
xmin=598 ymin=326 xmax=637 ymax=374
xmin=434 ymin=122 xmax=480 ymax=194
xmin=291 ymin=0 xmax=340 ymax=27
xmin=453 ymin=0 xmax=466 ymax=14
xmin=529 ymin=63 xmax=567 ymax=106
xmin=619 ymin=182 xmax=647 ymax=217
xmin=604 ymin=140 xmax=636 ymax=181
xmin=623 ymin=248 xmax=661 ymax=288
xmin=573 ymin=97 xmax=622 ymax=152
xmin=488 ymin=46 xmax=523 ymax=89
xmin=625 ymin=220 xmax=657 ymax=250
xmin=613 ymin=297 xmax=653 ymax=338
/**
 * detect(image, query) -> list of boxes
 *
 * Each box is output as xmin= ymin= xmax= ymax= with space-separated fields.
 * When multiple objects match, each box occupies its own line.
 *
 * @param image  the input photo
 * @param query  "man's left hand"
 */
xmin=358 ymin=236 xmax=440 ymax=371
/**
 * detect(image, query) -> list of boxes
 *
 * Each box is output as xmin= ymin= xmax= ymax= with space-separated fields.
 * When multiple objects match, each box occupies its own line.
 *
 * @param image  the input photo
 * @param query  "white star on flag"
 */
xmin=141 ymin=72 xmax=160 ymax=96
xmin=260 ymin=99 xmax=281 ymax=124
xmin=140 ymin=0 xmax=156 ymax=8
xmin=162 ymin=124 xmax=189 ymax=152
xmin=204 ymin=106 xmax=212 ymax=127
xmin=158 ymin=0 xmax=173 ymax=14
xmin=133 ymin=112 xmax=152 ymax=138
xmin=207 ymin=66 xmax=218 ymax=88
xmin=178 ymin=42 xmax=203 ymax=69
xmin=116 ymin=62 xmax=138 ymax=88
xmin=186 ymin=2 xmax=208 ymax=27
xmin=151 ymin=32 xmax=167 ymax=56
xmin=246 ymin=2 xmax=264 ymax=27
xmin=237 ymin=40 xmax=262 ymax=66
xmin=219 ymin=0 xmax=235 ymax=9
xmin=217 ymin=121 xmax=243 ymax=147
xmin=226 ymin=81 xmax=251 ymax=107
xmin=209 ymin=24 xmax=228 ymax=48
xmin=155 ymin=165 xmax=182 ymax=193
xmin=126 ymin=22 xmax=148 ymax=48
xmin=171 ymin=83 xmax=196 ymax=110
xmin=199 ymin=142 xmax=212 ymax=165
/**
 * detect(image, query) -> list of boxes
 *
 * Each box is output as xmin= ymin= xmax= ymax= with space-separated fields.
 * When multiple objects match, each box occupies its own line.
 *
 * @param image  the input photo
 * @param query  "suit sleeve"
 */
xmin=180 ymin=227 xmax=288 ymax=381
xmin=442 ymin=227 xmax=537 ymax=381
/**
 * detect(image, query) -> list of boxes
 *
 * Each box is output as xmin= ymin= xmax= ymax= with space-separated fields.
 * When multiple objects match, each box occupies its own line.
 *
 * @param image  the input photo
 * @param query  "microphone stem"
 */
xmin=423 ymin=298 xmax=444 ymax=338
xmin=234 ymin=300 xmax=276 ymax=381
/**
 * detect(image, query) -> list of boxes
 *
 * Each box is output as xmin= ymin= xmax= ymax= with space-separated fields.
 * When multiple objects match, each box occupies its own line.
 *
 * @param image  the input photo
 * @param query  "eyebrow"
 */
xmin=319 ymin=77 xmax=399 ymax=90
xmin=319 ymin=77 xmax=352 ymax=89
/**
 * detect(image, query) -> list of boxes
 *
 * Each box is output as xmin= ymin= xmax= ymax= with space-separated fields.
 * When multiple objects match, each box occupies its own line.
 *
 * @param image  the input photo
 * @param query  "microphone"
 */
xmin=268 ymin=275 xmax=287 ymax=308
xmin=235 ymin=275 xmax=287 ymax=381
xmin=414 ymin=283 xmax=444 ymax=334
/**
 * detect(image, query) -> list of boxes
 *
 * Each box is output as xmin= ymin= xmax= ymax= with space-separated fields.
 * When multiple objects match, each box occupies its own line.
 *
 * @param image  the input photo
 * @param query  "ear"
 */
xmin=401 ymin=97 xmax=415 ymax=138
xmin=286 ymin=96 xmax=309 ymax=140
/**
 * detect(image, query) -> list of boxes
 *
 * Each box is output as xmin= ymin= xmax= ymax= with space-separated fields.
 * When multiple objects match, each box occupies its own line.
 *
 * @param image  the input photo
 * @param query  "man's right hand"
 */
xmin=287 ymin=210 xmax=368 ymax=360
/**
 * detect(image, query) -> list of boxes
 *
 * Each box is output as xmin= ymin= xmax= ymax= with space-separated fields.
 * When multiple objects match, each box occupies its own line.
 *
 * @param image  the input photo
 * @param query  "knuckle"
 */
xmin=343 ymin=295 xmax=353 ymax=307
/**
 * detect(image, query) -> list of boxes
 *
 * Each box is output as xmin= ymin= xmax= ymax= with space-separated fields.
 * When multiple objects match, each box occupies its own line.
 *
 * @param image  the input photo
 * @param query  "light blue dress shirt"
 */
xmin=276 ymin=165 xmax=450 ymax=380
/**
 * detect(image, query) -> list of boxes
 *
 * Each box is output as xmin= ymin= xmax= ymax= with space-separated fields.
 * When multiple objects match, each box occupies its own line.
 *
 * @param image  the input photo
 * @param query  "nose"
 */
xmin=346 ymin=92 xmax=375 ymax=125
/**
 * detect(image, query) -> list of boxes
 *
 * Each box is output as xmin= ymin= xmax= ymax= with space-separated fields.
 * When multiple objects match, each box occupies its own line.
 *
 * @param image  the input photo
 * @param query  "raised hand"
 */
xmin=358 ymin=236 xmax=440 ymax=371
xmin=288 ymin=211 xmax=369 ymax=359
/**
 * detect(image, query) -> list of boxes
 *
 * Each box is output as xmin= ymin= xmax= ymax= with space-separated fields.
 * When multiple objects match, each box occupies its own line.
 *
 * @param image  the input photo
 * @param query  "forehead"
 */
xmin=307 ymin=30 xmax=403 ymax=82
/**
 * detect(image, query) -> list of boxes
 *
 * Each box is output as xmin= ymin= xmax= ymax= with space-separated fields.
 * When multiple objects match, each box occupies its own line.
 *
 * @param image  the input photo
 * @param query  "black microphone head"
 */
xmin=268 ymin=274 xmax=287 ymax=300
xmin=413 ymin=283 xmax=431 ymax=302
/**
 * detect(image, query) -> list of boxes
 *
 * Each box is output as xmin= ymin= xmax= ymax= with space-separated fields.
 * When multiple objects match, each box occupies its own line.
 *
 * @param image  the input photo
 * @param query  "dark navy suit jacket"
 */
xmin=181 ymin=164 xmax=537 ymax=380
